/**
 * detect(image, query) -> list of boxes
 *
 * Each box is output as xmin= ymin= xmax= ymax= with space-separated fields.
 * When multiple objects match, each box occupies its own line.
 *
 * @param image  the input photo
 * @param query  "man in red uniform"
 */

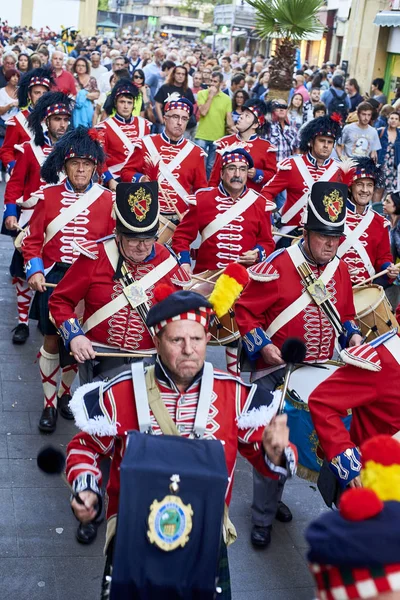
xmin=66 ymin=287 xmax=297 ymax=598
xmin=49 ymin=181 xmax=191 ymax=384
xmin=120 ymin=98 xmax=207 ymax=222
xmin=309 ymin=330 xmax=400 ymax=490
xmin=21 ymin=126 xmax=115 ymax=434
xmin=171 ymin=148 xmax=276 ymax=375
xmin=3 ymin=91 xmax=73 ymax=344
xmin=337 ymin=157 xmax=399 ymax=286
xmin=96 ymin=78 xmax=151 ymax=191
xmin=209 ymin=99 xmax=277 ymax=191
xmin=235 ymin=181 xmax=362 ymax=548
xmin=0 ymin=67 xmax=54 ymax=176
xmin=263 ymin=115 xmax=343 ymax=244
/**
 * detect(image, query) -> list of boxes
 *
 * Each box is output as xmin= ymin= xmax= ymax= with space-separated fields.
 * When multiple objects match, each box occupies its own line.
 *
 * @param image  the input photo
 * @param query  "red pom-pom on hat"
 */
xmin=88 ymin=128 xmax=101 ymax=142
xmin=361 ymin=435 xmax=400 ymax=467
xmin=330 ymin=112 xmax=343 ymax=125
xmin=340 ymin=488 xmax=384 ymax=521
xmin=153 ymin=283 xmax=175 ymax=303
xmin=223 ymin=263 xmax=249 ymax=287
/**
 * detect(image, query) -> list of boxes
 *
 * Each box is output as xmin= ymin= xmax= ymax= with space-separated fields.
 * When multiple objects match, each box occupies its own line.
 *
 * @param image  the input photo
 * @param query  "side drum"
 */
xmin=353 ymin=284 xmax=399 ymax=339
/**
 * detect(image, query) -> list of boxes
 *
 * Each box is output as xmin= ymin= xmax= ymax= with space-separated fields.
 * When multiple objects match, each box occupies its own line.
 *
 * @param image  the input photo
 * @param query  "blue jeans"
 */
xmin=194 ymin=138 xmax=216 ymax=180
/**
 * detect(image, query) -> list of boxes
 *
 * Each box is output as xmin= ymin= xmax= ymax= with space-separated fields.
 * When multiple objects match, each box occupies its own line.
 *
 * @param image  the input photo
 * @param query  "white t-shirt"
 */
xmin=340 ymin=123 xmax=382 ymax=158
xmin=0 ymin=88 xmax=18 ymax=122
xmin=90 ymin=65 xmax=108 ymax=84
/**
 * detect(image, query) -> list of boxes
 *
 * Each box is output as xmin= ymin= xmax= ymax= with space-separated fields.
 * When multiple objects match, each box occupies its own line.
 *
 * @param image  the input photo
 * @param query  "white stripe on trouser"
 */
xmin=58 ymin=364 xmax=78 ymax=398
xmin=225 ymin=347 xmax=239 ymax=376
xmin=39 ymin=346 xmax=60 ymax=409
xmin=14 ymin=278 xmax=32 ymax=324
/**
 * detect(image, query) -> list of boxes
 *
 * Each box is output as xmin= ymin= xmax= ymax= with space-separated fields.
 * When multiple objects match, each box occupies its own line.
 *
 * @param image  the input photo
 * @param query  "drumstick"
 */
xmin=353 ymin=268 xmax=390 ymax=288
xmin=69 ymin=351 xmax=149 ymax=358
xmin=272 ymin=230 xmax=299 ymax=240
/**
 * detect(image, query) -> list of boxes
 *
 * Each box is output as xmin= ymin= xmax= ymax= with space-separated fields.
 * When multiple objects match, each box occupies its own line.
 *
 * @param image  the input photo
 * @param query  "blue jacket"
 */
xmin=377 ymin=126 xmax=400 ymax=169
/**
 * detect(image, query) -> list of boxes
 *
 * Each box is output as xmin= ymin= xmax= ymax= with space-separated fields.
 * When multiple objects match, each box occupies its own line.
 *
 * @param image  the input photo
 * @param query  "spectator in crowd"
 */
xmin=17 ymin=52 xmax=32 ymax=74
xmin=371 ymin=77 xmax=387 ymax=106
xmin=0 ymin=68 xmax=20 ymax=180
xmin=98 ymin=55 xmax=125 ymax=94
xmin=201 ymin=67 xmax=212 ymax=88
xmin=221 ymin=56 xmax=232 ymax=83
xmin=302 ymin=87 xmax=321 ymax=123
xmin=127 ymin=44 xmax=141 ymax=72
xmin=252 ymin=70 xmax=269 ymax=99
xmin=132 ymin=69 xmax=153 ymax=120
xmin=374 ymin=104 xmax=394 ymax=129
xmin=337 ymin=101 xmax=381 ymax=161
xmin=345 ymin=77 xmax=363 ymax=112
xmin=89 ymin=51 xmax=108 ymax=84
xmin=311 ymin=69 xmax=329 ymax=91
xmin=382 ymin=190 xmax=400 ymax=307
xmin=191 ymin=71 xmax=203 ymax=99
xmin=30 ymin=54 xmax=42 ymax=69
xmin=155 ymin=64 xmax=196 ymax=136
xmin=224 ymin=72 xmax=246 ymax=99
xmin=303 ymin=68 xmax=314 ymax=90
xmin=321 ymin=75 xmax=351 ymax=116
xmin=38 ymin=46 xmax=50 ymax=66
xmin=289 ymin=74 xmax=310 ymax=102
xmin=0 ymin=51 xmax=17 ymax=88
xmin=65 ymin=57 xmax=76 ymax=73
xmin=73 ymin=57 xmax=99 ymax=102
xmin=298 ymin=102 xmax=327 ymax=135
xmin=392 ymin=86 xmax=400 ymax=109
xmin=195 ymin=71 xmax=234 ymax=178
xmin=231 ymin=89 xmax=249 ymax=124
xmin=51 ymin=50 xmax=77 ymax=96
xmin=287 ymin=92 xmax=304 ymax=130
xmin=143 ymin=47 xmax=167 ymax=102
xmin=376 ymin=111 xmax=400 ymax=197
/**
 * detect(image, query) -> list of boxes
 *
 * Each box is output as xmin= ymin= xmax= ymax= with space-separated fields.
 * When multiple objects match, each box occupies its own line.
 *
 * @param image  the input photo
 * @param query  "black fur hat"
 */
xmin=27 ymin=91 xmax=74 ymax=146
xmin=242 ymin=98 xmax=268 ymax=127
xmin=17 ymin=67 xmax=54 ymax=109
xmin=299 ymin=114 xmax=342 ymax=153
xmin=345 ymin=157 xmax=384 ymax=188
xmin=104 ymin=78 xmax=139 ymax=116
xmin=41 ymin=126 xmax=106 ymax=184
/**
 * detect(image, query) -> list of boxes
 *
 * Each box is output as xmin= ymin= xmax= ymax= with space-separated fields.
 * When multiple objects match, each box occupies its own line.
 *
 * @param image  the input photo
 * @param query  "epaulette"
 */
xmin=267 ymin=145 xmax=277 ymax=153
xmin=237 ymin=389 xmax=281 ymax=430
xmin=14 ymin=143 xmax=25 ymax=154
xmin=371 ymin=209 xmax=390 ymax=227
xmin=185 ymin=193 xmax=197 ymax=206
xmin=71 ymin=239 xmax=100 ymax=260
xmin=70 ymin=370 xmax=133 ymax=436
xmin=213 ymin=368 xmax=252 ymax=387
xmin=277 ymin=158 xmax=292 ymax=171
xmin=95 ymin=123 xmax=106 ymax=130
xmin=248 ymin=248 xmax=284 ymax=281
xmin=215 ymin=140 xmax=244 ymax=156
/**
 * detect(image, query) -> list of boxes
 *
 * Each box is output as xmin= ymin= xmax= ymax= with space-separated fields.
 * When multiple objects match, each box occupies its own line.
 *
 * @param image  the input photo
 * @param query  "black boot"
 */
xmin=76 ymin=522 xmax=99 ymax=545
xmin=58 ymin=394 xmax=74 ymax=420
xmin=275 ymin=501 xmax=293 ymax=523
xmin=251 ymin=525 xmax=272 ymax=548
xmin=12 ymin=323 xmax=29 ymax=344
xmin=38 ymin=407 xmax=57 ymax=433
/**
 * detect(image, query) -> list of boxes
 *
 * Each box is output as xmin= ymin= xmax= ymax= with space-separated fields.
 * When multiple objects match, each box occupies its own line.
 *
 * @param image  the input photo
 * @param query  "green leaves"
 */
xmin=247 ymin=0 xmax=325 ymax=41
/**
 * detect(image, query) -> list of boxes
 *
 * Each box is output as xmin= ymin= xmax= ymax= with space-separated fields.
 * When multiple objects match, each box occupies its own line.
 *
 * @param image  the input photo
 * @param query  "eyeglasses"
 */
xmin=274 ymin=104 xmax=288 ymax=110
xmin=133 ymin=75 xmax=144 ymax=79
xmin=165 ymin=114 xmax=189 ymax=124
xmin=124 ymin=237 xmax=155 ymax=247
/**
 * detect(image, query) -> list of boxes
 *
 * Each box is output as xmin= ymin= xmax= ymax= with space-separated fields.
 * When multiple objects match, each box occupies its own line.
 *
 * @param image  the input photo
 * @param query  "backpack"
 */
xmin=328 ymin=88 xmax=349 ymax=121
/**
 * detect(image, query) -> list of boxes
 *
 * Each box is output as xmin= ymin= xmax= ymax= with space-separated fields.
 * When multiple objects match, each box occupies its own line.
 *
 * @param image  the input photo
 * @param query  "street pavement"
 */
xmin=0 ymin=181 xmax=327 ymax=599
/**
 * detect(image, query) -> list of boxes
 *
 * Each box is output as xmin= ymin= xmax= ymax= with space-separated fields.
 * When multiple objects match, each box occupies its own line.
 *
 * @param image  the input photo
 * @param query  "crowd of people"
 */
xmin=0 ymin=22 xmax=400 ymax=600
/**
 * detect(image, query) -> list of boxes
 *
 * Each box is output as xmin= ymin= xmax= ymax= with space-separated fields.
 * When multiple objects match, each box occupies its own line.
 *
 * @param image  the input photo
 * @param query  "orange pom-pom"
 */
xmin=331 ymin=112 xmax=343 ymax=125
xmin=223 ymin=263 xmax=249 ymax=287
xmin=340 ymin=488 xmax=384 ymax=521
xmin=153 ymin=283 xmax=175 ymax=303
xmin=88 ymin=128 xmax=101 ymax=142
xmin=361 ymin=435 xmax=400 ymax=467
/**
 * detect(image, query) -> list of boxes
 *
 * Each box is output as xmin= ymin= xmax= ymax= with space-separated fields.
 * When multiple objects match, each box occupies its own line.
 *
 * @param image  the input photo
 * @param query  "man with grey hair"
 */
xmin=0 ymin=52 xmax=17 ymax=89
xmin=51 ymin=50 xmax=77 ymax=96
xmin=98 ymin=55 xmax=125 ymax=94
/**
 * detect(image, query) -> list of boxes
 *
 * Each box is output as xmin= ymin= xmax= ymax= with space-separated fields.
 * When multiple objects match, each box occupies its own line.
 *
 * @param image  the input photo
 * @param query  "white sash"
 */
xmin=44 ymin=184 xmax=104 ymax=246
xmin=143 ymin=136 xmax=193 ymax=202
xmin=337 ymin=210 xmax=375 ymax=277
xmin=106 ymin=117 xmax=135 ymax=152
xmin=82 ymin=240 xmax=177 ymax=334
xmin=30 ymin=141 xmax=47 ymax=167
xmin=15 ymin=111 xmax=33 ymax=139
xmin=201 ymin=190 xmax=259 ymax=243
xmin=266 ymin=244 xmax=340 ymax=338
xmin=281 ymin=157 xmax=339 ymax=224
xmin=131 ymin=361 xmax=214 ymax=437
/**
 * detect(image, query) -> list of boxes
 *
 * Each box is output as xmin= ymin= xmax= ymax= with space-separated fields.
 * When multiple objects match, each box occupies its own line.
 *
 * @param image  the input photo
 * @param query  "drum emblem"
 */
xmin=128 ymin=188 xmax=152 ymax=221
xmin=147 ymin=495 xmax=193 ymax=551
xmin=323 ymin=189 xmax=343 ymax=222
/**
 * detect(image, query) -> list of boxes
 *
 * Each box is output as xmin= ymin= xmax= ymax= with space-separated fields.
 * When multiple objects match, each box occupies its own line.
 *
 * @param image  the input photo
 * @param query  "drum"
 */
xmin=283 ymin=364 xmax=351 ymax=482
xmin=353 ymin=284 xmax=399 ymax=340
xmin=157 ymin=215 xmax=176 ymax=246
xmin=189 ymin=270 xmax=240 ymax=346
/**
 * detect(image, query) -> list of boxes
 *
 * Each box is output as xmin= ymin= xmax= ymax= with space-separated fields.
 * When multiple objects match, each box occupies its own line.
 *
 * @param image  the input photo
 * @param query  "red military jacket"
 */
xmin=171 ymin=184 xmax=275 ymax=273
xmin=337 ymin=200 xmax=392 ymax=286
xmin=120 ymin=132 xmax=207 ymax=215
xmin=66 ymin=360 xmax=297 ymax=519
xmin=22 ymin=180 xmax=115 ymax=279
xmin=3 ymin=139 xmax=53 ymax=221
xmin=0 ymin=108 xmax=32 ymax=170
xmin=49 ymin=238 xmax=191 ymax=353
xmin=209 ymin=133 xmax=277 ymax=191
xmin=96 ymin=114 xmax=151 ymax=181
xmin=262 ymin=153 xmax=341 ymax=231
xmin=235 ymin=243 xmax=358 ymax=373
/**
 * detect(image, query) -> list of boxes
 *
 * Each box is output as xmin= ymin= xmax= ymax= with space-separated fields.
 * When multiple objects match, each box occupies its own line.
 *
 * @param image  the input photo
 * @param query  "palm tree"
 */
xmin=247 ymin=0 xmax=325 ymax=98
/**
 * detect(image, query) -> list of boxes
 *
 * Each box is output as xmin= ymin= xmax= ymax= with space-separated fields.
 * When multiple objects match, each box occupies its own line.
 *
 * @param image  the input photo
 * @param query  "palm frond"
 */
xmin=247 ymin=0 xmax=325 ymax=41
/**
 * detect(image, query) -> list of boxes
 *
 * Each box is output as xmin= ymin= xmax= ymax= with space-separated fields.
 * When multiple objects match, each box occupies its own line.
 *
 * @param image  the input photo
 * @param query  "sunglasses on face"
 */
xmin=133 ymin=75 xmax=144 ymax=79
xmin=274 ymin=104 xmax=288 ymax=109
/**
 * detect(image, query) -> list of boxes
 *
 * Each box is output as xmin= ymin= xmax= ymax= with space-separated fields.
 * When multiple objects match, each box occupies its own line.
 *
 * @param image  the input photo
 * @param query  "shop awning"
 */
xmin=374 ymin=11 xmax=400 ymax=27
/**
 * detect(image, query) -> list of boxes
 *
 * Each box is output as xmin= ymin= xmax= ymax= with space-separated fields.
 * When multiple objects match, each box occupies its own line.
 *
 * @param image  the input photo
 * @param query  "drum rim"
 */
xmin=354 ymin=284 xmax=385 ymax=317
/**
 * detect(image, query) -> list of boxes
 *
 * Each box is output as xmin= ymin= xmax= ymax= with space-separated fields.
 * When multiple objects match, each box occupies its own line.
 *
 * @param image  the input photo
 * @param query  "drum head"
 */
xmin=288 ymin=364 xmax=339 ymax=404
xmin=353 ymin=285 xmax=384 ymax=317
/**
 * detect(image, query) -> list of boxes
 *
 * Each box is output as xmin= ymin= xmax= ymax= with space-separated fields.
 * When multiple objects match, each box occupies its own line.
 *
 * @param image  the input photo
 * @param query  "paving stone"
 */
xmin=0 ymin=411 xmax=31 ymax=434
xmin=2 ymin=380 xmax=44 ymax=412
xmin=0 ymin=433 xmax=8 ymax=458
xmin=0 ymin=489 xmax=18 ymax=557
xmin=10 ymin=459 xmax=65 ymax=488
xmin=0 ymin=458 xmax=12 ymax=487
xmin=7 ymin=434 xmax=72 ymax=459
xmin=0 ymin=558 xmax=58 ymax=600
xmin=234 ymin=588 xmax=315 ymax=599
xmin=0 ymin=357 xmax=40 ymax=382
xmin=53 ymin=557 xmax=103 ymax=600
xmin=28 ymin=410 xmax=79 ymax=437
